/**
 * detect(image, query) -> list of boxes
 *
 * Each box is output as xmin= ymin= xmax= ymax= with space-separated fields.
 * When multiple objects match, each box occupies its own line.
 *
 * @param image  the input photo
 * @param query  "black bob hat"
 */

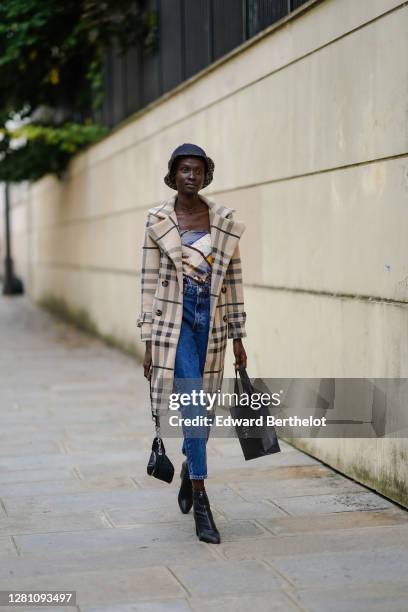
xmin=164 ymin=143 xmax=215 ymax=190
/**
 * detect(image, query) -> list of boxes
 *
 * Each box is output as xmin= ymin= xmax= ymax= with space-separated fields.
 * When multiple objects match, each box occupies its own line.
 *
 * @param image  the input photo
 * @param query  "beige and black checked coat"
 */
xmin=137 ymin=193 xmax=247 ymax=417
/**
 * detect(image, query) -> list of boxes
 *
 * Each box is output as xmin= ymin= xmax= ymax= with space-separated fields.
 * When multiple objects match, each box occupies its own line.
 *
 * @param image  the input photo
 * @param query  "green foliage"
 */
xmin=0 ymin=0 xmax=157 ymax=182
xmin=13 ymin=122 xmax=108 ymax=154
xmin=0 ymin=122 xmax=108 ymax=182
xmin=0 ymin=0 xmax=156 ymax=114
xmin=0 ymin=139 xmax=69 ymax=183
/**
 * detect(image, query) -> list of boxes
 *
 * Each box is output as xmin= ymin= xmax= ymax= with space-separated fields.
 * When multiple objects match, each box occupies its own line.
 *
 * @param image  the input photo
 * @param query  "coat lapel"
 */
xmin=208 ymin=206 xmax=245 ymax=294
xmin=147 ymin=193 xmax=245 ymax=297
xmin=204 ymin=196 xmax=245 ymax=328
xmin=147 ymin=195 xmax=184 ymax=291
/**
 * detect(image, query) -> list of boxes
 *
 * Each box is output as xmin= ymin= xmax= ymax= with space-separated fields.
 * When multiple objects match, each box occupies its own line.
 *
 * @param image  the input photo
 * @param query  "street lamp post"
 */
xmin=2 ymin=182 xmax=24 ymax=295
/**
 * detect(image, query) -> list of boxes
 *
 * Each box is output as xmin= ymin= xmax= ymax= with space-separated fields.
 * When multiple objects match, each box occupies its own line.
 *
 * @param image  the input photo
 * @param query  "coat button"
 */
xmin=156 ymin=309 xmax=162 ymax=316
xmin=223 ymin=315 xmax=228 ymax=322
xmin=161 ymin=280 xmax=168 ymax=287
xmin=221 ymin=286 xmax=227 ymax=293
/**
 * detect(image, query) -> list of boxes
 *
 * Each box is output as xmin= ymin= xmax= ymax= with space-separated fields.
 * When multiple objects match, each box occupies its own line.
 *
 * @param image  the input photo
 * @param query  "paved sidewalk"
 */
xmin=1 ymin=295 xmax=408 ymax=612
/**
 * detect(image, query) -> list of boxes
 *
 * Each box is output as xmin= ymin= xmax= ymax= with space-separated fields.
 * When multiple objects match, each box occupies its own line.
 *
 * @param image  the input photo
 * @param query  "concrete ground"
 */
xmin=1 ymin=295 xmax=408 ymax=612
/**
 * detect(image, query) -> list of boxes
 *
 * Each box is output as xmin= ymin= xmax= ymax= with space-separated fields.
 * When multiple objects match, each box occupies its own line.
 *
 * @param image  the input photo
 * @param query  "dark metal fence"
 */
xmin=101 ymin=0 xmax=311 ymax=127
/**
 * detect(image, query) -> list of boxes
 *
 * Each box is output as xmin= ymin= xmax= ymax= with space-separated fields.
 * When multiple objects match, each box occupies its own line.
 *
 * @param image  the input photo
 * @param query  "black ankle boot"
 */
xmin=178 ymin=461 xmax=193 ymax=514
xmin=192 ymin=489 xmax=221 ymax=544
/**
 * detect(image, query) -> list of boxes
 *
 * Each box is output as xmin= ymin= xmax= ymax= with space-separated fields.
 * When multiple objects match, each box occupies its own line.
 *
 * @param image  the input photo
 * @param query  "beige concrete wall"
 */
xmin=2 ymin=0 xmax=408 ymax=504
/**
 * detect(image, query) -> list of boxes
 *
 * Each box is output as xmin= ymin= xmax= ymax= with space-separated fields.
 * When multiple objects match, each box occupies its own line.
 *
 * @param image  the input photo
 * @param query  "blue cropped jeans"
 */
xmin=174 ymin=277 xmax=213 ymax=479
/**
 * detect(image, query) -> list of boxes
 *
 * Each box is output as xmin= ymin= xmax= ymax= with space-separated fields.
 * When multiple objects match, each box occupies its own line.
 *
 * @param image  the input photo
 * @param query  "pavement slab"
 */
xmin=0 ymin=476 xmax=137 ymax=498
xmin=0 ymin=543 xmax=218 ymax=582
xmin=187 ymin=592 xmax=299 ymax=612
xmin=0 ymin=450 xmax=147 ymax=472
xmin=0 ymin=608 xmax=77 ymax=612
xmin=0 ymin=511 xmax=110 ymax=537
xmin=212 ymin=498 xmax=288 ymax=520
xmin=1 ymin=566 xmax=186 ymax=606
xmin=169 ymin=560 xmax=284 ymax=596
xmin=218 ymin=524 xmax=408 ymax=560
xmin=0 ymin=467 xmax=76 ymax=484
xmin=258 ymin=508 xmax=408 ymax=535
xmin=271 ymin=549 xmax=408 ymax=588
xmin=229 ymin=475 xmax=365 ymax=501
xmin=13 ymin=519 xmax=264 ymax=555
xmin=82 ymin=602 xmax=194 ymax=612
xmin=0 ymin=441 xmax=62 ymax=456
xmin=2 ymin=483 xmax=245 ymax=516
xmin=105 ymin=504 xmax=224 ymax=526
xmin=0 ymin=536 xmax=17 ymax=557
xmin=270 ymin=491 xmax=395 ymax=516
xmin=0 ymin=295 xmax=407 ymax=611
xmin=290 ymin=581 xmax=408 ymax=612
xmin=208 ymin=464 xmax=334 ymax=483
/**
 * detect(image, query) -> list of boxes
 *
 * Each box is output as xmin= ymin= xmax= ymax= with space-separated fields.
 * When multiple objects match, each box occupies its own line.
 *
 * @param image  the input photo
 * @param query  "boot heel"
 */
xmin=193 ymin=489 xmax=220 ymax=544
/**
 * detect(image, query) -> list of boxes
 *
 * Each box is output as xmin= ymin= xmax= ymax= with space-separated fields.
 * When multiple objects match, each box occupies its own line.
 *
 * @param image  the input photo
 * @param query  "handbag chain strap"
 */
xmin=149 ymin=373 xmax=163 ymax=454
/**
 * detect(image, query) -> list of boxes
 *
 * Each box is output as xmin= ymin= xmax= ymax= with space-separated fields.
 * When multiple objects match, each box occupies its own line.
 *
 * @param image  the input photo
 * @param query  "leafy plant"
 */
xmin=0 ymin=0 xmax=157 ymax=182
xmin=0 ymin=122 xmax=108 ymax=182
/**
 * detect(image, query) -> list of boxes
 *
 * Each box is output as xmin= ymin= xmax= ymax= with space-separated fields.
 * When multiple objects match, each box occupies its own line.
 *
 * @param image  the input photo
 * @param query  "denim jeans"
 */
xmin=174 ymin=276 xmax=212 ymax=479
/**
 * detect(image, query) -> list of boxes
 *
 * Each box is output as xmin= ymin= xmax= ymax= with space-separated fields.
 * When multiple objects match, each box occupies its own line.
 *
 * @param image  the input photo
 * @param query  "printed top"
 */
xmin=180 ymin=229 xmax=212 ymax=285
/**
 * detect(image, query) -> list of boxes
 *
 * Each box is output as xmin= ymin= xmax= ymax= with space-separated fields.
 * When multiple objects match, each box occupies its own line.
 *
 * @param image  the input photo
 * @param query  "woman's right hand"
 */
xmin=143 ymin=341 xmax=152 ymax=380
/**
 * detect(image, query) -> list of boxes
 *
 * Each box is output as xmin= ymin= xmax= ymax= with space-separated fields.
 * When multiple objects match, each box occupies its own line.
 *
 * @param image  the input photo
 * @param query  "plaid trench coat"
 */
xmin=137 ymin=193 xmax=247 ymax=417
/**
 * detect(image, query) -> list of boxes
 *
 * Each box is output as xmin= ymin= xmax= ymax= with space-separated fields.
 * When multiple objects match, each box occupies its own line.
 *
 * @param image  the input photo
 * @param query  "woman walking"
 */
xmin=137 ymin=143 xmax=247 ymax=544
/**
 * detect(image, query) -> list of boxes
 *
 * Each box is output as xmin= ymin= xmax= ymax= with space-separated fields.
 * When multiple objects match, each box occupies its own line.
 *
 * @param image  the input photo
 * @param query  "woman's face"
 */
xmin=173 ymin=156 xmax=206 ymax=194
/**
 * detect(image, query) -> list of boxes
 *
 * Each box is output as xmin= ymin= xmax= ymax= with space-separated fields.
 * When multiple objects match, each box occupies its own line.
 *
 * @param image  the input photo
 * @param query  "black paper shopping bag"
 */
xmin=230 ymin=365 xmax=281 ymax=460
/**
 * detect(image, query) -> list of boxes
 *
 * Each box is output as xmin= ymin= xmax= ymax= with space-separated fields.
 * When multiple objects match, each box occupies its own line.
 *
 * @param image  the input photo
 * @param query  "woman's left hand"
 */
xmin=233 ymin=338 xmax=247 ymax=370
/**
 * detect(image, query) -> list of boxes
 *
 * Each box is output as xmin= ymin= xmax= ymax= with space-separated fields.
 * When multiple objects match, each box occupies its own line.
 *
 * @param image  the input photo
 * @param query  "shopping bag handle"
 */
xmin=235 ymin=364 xmax=254 ymax=395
